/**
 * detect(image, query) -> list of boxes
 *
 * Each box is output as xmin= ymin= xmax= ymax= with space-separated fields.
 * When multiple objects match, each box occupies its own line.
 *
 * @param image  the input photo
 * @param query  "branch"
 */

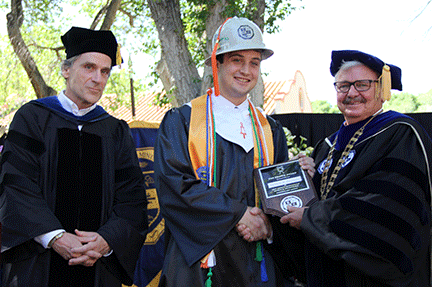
xmin=90 ymin=4 xmax=109 ymax=30
xmin=28 ymin=42 xmax=65 ymax=62
xmin=7 ymin=0 xmax=56 ymax=98
xmin=119 ymin=7 xmax=134 ymax=26
xmin=28 ymin=43 xmax=64 ymax=53
xmin=101 ymin=0 xmax=122 ymax=30
xmin=411 ymin=0 xmax=432 ymax=23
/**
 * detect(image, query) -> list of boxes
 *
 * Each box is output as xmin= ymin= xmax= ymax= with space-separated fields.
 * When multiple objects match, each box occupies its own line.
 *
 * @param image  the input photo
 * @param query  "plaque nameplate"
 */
xmin=254 ymin=160 xmax=318 ymax=217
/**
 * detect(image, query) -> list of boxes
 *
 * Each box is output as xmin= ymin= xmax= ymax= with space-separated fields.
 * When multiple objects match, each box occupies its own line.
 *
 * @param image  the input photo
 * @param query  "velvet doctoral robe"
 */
xmin=275 ymin=111 xmax=432 ymax=287
xmin=154 ymin=104 xmax=289 ymax=286
xmin=0 ymin=96 xmax=148 ymax=287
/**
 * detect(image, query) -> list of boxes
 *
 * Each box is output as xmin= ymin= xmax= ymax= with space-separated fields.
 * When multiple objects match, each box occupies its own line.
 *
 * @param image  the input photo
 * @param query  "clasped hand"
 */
xmin=236 ymin=206 xmax=271 ymax=242
xmin=51 ymin=229 xmax=110 ymax=267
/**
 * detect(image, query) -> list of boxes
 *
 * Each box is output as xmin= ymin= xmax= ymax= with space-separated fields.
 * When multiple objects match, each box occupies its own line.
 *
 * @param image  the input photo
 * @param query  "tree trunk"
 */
xmin=248 ymin=0 xmax=266 ymax=108
xmin=201 ymin=1 xmax=267 ymax=107
xmin=7 ymin=0 xmax=56 ymax=99
xmin=200 ymin=0 xmax=228 ymax=96
xmin=90 ymin=5 xmax=108 ymax=30
xmin=249 ymin=74 xmax=265 ymax=108
xmin=248 ymin=0 xmax=266 ymax=30
xmin=147 ymin=0 xmax=201 ymax=107
xmin=100 ymin=0 xmax=122 ymax=30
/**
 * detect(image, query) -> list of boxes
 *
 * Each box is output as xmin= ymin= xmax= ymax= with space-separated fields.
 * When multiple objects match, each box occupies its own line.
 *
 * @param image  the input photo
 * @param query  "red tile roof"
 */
xmin=101 ymin=91 xmax=170 ymax=123
xmin=1 ymin=75 xmax=311 ymax=127
xmin=107 ymin=78 xmax=310 ymax=123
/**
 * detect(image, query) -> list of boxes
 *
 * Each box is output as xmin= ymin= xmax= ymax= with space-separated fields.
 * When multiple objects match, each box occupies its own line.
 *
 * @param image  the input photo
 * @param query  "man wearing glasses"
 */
xmin=275 ymin=50 xmax=432 ymax=286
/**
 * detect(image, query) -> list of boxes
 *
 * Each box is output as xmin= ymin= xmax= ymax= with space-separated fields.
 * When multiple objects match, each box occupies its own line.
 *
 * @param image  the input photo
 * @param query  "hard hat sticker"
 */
xmin=237 ymin=25 xmax=254 ymax=40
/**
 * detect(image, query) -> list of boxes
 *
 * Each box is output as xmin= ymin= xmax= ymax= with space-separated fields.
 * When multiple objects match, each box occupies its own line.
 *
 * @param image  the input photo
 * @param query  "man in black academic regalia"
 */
xmin=276 ymin=50 xmax=432 ymax=286
xmin=0 ymin=27 xmax=148 ymax=287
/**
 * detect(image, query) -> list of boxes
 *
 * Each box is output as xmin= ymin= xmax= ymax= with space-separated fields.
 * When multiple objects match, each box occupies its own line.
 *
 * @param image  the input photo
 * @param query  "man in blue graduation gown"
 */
xmin=154 ymin=17 xmax=292 ymax=286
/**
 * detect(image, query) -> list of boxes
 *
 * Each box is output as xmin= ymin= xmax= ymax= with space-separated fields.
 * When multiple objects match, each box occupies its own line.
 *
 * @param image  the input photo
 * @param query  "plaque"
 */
xmin=254 ymin=160 xmax=318 ymax=217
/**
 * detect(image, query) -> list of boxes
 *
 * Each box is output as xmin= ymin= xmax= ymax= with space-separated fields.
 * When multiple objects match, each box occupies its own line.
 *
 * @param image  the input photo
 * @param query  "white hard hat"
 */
xmin=205 ymin=17 xmax=274 ymax=66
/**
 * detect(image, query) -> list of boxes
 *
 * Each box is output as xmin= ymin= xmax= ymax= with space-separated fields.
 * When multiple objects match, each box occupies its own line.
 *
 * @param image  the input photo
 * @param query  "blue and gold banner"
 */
xmin=128 ymin=121 xmax=164 ymax=287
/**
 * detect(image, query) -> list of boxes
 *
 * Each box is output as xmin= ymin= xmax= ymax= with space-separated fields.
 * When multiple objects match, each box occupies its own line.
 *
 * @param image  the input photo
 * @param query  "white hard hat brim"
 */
xmin=204 ymin=47 xmax=274 ymax=66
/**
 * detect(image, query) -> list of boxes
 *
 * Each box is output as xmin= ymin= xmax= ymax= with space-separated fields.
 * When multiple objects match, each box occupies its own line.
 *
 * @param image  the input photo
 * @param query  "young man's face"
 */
xmin=217 ymin=50 xmax=261 ymax=105
xmin=62 ymin=52 xmax=112 ymax=110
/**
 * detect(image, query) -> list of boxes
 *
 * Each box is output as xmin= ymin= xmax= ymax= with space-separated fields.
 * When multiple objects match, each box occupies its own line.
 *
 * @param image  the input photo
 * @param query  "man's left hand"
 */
xmin=295 ymin=153 xmax=316 ymax=178
xmin=69 ymin=229 xmax=111 ymax=267
xmin=280 ymin=206 xmax=306 ymax=230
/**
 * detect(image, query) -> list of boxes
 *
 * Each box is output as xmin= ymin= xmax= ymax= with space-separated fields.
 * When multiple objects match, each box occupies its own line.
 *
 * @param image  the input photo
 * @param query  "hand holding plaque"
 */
xmin=254 ymin=160 xmax=318 ymax=217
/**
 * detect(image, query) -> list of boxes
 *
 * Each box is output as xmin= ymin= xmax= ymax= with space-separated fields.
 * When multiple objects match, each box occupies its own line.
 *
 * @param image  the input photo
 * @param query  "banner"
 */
xmin=128 ymin=121 xmax=164 ymax=287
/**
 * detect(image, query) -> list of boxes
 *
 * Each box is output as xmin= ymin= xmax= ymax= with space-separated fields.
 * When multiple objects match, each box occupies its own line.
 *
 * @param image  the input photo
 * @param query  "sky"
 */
xmin=261 ymin=0 xmax=432 ymax=104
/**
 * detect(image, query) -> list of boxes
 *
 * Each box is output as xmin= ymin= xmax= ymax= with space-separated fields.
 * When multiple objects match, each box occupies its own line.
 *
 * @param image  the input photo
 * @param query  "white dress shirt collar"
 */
xmin=57 ymin=91 xmax=97 ymax=117
xmin=212 ymin=93 xmax=254 ymax=153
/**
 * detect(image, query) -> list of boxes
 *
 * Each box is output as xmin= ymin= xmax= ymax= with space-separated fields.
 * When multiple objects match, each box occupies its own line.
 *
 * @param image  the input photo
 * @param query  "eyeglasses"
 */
xmin=333 ymin=80 xmax=378 ymax=93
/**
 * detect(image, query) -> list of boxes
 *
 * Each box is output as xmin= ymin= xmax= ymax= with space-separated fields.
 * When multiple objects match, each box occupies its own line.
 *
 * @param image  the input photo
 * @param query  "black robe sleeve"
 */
xmin=0 ymin=104 xmax=63 ymax=252
xmin=303 ymin=118 xmax=432 ymax=286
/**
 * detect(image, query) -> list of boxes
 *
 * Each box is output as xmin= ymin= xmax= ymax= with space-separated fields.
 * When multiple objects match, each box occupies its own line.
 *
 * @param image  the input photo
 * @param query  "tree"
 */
xmin=147 ymin=0 xmax=300 ymax=106
xmin=5 ymin=0 xmax=125 ymax=100
xmin=415 ymin=89 xmax=432 ymax=112
xmin=147 ymin=0 xmax=202 ymax=107
xmin=1 ymin=0 xmax=301 ymax=110
xmin=311 ymin=90 xmax=432 ymax=114
xmin=311 ymin=100 xmax=340 ymax=113
xmin=0 ymin=34 xmax=35 ymax=117
xmin=383 ymin=92 xmax=420 ymax=113
xmin=6 ymin=0 xmax=57 ymax=99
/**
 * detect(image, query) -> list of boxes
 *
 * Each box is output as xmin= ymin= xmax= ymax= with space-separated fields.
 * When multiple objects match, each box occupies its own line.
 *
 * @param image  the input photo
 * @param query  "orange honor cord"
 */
xmin=211 ymin=17 xmax=232 ymax=97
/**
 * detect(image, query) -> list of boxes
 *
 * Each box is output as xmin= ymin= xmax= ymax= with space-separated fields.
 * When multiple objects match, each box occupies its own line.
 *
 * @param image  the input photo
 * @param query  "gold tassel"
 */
xmin=379 ymin=64 xmax=391 ymax=101
xmin=116 ymin=44 xmax=122 ymax=67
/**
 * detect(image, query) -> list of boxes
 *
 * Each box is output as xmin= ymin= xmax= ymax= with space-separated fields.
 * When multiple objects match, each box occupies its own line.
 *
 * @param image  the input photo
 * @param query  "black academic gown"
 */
xmin=275 ymin=111 xmax=431 ymax=287
xmin=154 ymin=105 xmax=289 ymax=287
xmin=0 ymin=96 xmax=148 ymax=287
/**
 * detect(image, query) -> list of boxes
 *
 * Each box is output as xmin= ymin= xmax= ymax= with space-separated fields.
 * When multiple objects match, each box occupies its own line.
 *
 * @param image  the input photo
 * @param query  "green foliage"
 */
xmin=415 ymin=89 xmax=432 ymax=112
xmin=105 ymin=70 xmax=133 ymax=103
xmin=311 ymin=100 xmax=340 ymax=113
xmin=179 ymin=0 xmax=301 ymax=67
xmin=383 ymin=92 xmax=420 ymax=113
xmin=0 ymin=29 xmax=63 ymax=113
xmin=0 ymin=35 xmax=34 ymax=111
xmin=312 ymin=90 xmax=432 ymax=114
xmin=223 ymin=0 xmax=302 ymax=33
xmin=152 ymin=91 xmax=173 ymax=108
xmin=24 ymin=0 xmax=63 ymax=23
xmin=0 ymin=0 xmax=305 ymax=116
xmin=283 ymin=127 xmax=313 ymax=159
xmin=262 ymin=0 xmax=303 ymax=34
xmin=180 ymin=1 xmax=210 ymax=65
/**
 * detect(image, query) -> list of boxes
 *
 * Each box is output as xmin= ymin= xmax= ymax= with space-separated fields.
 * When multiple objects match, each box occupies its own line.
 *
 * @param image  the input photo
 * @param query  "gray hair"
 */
xmin=334 ymin=60 xmax=367 ymax=80
xmin=61 ymin=55 xmax=80 ymax=72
